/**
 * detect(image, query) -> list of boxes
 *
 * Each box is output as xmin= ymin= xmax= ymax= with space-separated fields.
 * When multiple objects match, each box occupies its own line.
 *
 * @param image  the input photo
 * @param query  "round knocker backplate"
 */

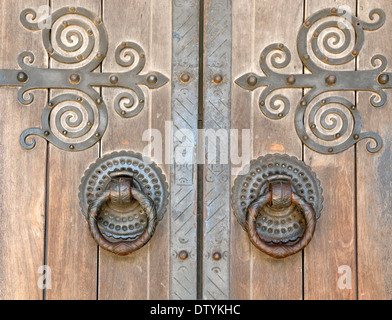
xmin=232 ymin=154 xmax=323 ymax=256
xmin=79 ymin=151 xmax=168 ymax=241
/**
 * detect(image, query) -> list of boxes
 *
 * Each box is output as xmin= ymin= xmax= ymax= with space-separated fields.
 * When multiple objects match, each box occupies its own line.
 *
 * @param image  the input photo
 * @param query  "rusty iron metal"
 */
xmin=79 ymin=151 xmax=168 ymax=256
xmin=232 ymin=154 xmax=323 ymax=259
xmin=0 ymin=6 xmax=169 ymax=152
xmin=236 ymin=8 xmax=391 ymax=155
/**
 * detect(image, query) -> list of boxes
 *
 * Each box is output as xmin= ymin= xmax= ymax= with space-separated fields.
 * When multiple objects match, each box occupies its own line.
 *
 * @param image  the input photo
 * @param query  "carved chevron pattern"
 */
xmin=170 ymin=0 xmax=200 ymax=300
xmin=203 ymin=0 xmax=232 ymax=300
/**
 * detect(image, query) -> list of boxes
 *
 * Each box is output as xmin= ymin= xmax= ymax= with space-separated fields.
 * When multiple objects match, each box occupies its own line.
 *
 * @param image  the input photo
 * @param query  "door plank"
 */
xmin=304 ymin=0 xmax=357 ymax=300
xmin=46 ymin=0 xmax=101 ymax=300
xmin=231 ymin=0 xmax=304 ymax=300
xmin=148 ymin=0 xmax=171 ymax=300
xmin=357 ymin=0 xmax=392 ymax=300
xmin=99 ymin=0 xmax=171 ymax=300
xmin=0 ymin=0 xmax=48 ymax=300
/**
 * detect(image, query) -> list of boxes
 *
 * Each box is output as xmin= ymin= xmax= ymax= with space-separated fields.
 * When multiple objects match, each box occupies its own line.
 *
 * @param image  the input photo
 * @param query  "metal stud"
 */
xmin=247 ymin=75 xmax=258 ymax=87
xmin=69 ymin=73 xmax=81 ymax=85
xmin=17 ymin=72 xmax=28 ymax=83
xmin=213 ymin=74 xmax=223 ymax=84
xmin=325 ymin=75 xmax=337 ymax=86
xmin=179 ymin=250 xmax=189 ymax=261
xmin=378 ymin=74 xmax=389 ymax=85
xmin=147 ymin=74 xmax=158 ymax=85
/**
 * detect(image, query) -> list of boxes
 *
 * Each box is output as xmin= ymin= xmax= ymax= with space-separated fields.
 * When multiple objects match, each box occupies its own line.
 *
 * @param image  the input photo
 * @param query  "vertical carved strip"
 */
xmin=202 ymin=0 xmax=232 ymax=300
xmin=171 ymin=0 xmax=200 ymax=300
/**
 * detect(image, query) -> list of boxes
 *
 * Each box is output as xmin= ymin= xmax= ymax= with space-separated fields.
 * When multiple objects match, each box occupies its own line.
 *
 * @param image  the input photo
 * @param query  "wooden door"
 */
xmin=0 ymin=0 xmax=391 ymax=301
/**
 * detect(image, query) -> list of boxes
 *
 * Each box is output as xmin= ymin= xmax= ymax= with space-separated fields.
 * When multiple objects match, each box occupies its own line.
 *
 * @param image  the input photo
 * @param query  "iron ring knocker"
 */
xmin=79 ymin=151 xmax=169 ymax=257
xmin=232 ymin=154 xmax=323 ymax=259
xmin=87 ymin=172 xmax=158 ymax=256
xmin=246 ymin=181 xmax=317 ymax=259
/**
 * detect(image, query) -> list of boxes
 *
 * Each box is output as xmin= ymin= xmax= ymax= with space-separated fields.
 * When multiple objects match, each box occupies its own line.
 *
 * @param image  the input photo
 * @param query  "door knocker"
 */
xmin=232 ymin=154 xmax=323 ymax=259
xmin=79 ymin=151 xmax=168 ymax=256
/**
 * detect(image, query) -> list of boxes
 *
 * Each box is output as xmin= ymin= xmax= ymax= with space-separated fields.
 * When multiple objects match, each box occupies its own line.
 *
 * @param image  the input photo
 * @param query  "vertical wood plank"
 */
xmin=304 ymin=0 xmax=357 ymax=300
xmin=357 ymin=0 xmax=392 ymax=300
xmin=148 ymin=0 xmax=171 ymax=300
xmin=46 ymin=0 xmax=101 ymax=300
xmin=251 ymin=0 xmax=304 ymax=300
xmin=230 ymin=0 xmax=253 ymax=300
xmin=99 ymin=0 xmax=150 ymax=300
xmin=0 ymin=0 xmax=47 ymax=300
xmin=231 ymin=0 xmax=304 ymax=300
xmin=99 ymin=0 xmax=171 ymax=300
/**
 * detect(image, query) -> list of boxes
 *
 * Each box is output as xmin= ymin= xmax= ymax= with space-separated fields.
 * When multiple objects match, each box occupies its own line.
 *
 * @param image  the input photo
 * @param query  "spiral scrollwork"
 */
xmin=20 ymin=92 xmax=108 ymax=152
xmin=235 ymin=7 xmax=389 ymax=155
xmin=21 ymin=7 xmax=108 ymax=71
xmin=298 ymin=8 xmax=386 ymax=71
xmin=295 ymin=96 xmax=382 ymax=154
xmin=6 ymin=6 xmax=169 ymax=152
xmin=114 ymin=89 xmax=145 ymax=118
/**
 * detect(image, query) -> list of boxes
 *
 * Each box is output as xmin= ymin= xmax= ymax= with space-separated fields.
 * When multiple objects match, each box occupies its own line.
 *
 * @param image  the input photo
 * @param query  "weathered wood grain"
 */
xmin=0 ymin=0 xmax=48 ymax=300
xmin=98 ymin=0 xmax=171 ymax=300
xmin=231 ymin=0 xmax=304 ymax=300
xmin=304 ymin=0 xmax=357 ymax=300
xmin=45 ymin=0 xmax=101 ymax=300
xmin=357 ymin=0 xmax=392 ymax=300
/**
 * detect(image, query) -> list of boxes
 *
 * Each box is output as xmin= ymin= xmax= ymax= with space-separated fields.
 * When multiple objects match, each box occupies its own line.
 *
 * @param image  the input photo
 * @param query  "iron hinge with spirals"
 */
xmin=236 ymin=7 xmax=391 ymax=155
xmin=0 ymin=6 xmax=169 ymax=152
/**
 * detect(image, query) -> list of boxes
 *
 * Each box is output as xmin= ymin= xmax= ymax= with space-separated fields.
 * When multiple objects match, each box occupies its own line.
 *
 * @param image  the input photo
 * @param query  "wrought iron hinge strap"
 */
xmin=236 ymin=7 xmax=391 ymax=155
xmin=0 ymin=6 xmax=169 ymax=152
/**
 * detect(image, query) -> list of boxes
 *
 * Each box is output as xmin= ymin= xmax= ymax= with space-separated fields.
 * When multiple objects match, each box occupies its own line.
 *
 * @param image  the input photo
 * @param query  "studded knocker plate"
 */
xmin=79 ymin=151 xmax=168 ymax=256
xmin=232 ymin=154 xmax=323 ymax=259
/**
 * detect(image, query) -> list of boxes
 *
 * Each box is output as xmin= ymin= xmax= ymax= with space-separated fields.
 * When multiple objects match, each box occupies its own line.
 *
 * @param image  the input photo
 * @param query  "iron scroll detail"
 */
xmin=235 ymin=8 xmax=391 ymax=155
xmin=0 ymin=6 xmax=169 ymax=152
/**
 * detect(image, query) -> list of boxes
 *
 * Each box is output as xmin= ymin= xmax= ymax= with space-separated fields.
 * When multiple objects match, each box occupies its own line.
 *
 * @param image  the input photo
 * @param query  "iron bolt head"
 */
xmin=17 ymin=72 xmax=28 ymax=83
xmin=325 ymin=74 xmax=337 ymax=86
xmin=109 ymin=75 xmax=119 ymax=84
xmin=212 ymin=252 xmax=222 ymax=261
xmin=213 ymin=74 xmax=223 ymax=84
xmin=69 ymin=73 xmax=81 ymax=85
xmin=378 ymin=74 xmax=389 ymax=85
xmin=147 ymin=74 xmax=158 ymax=85
xmin=286 ymin=75 xmax=296 ymax=85
xmin=247 ymin=75 xmax=258 ymax=87
xmin=178 ymin=250 xmax=189 ymax=261
xmin=180 ymin=73 xmax=191 ymax=83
